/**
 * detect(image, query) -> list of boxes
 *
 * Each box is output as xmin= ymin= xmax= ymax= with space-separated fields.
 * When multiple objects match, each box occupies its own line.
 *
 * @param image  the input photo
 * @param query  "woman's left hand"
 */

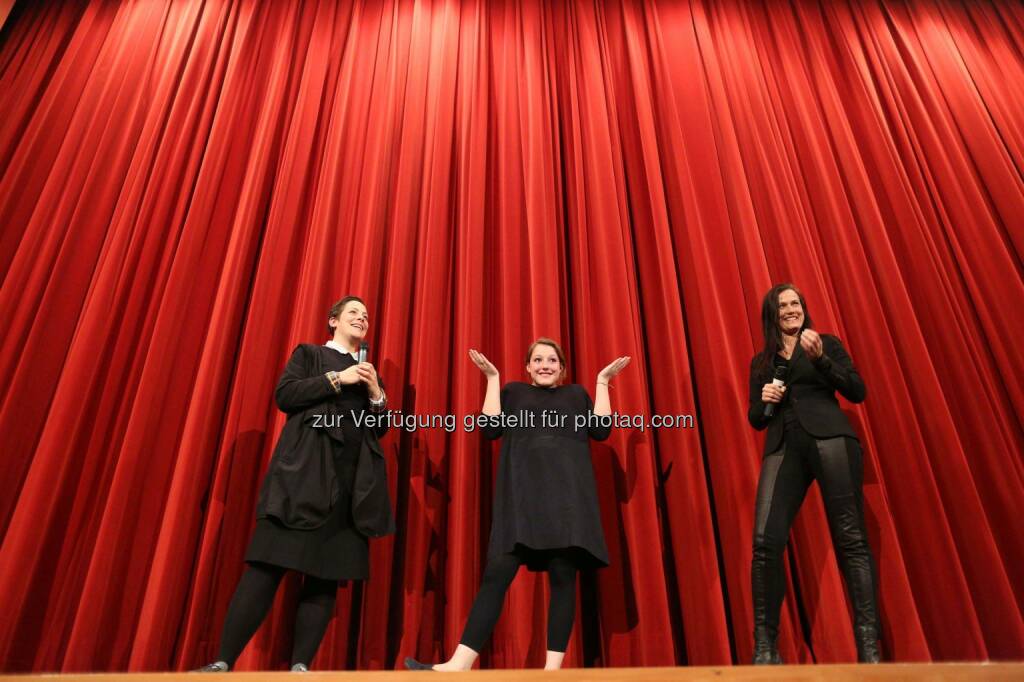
xmin=356 ymin=362 xmax=383 ymax=399
xmin=598 ymin=356 xmax=631 ymax=384
xmin=799 ymin=329 xmax=823 ymax=359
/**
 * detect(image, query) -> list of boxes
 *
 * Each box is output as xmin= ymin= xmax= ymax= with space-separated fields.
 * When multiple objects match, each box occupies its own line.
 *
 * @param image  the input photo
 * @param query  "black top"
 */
xmin=247 ymin=344 xmax=394 ymax=579
xmin=747 ymin=334 xmax=866 ymax=455
xmin=255 ymin=344 xmax=391 ymax=532
xmin=483 ymin=382 xmax=611 ymax=570
xmin=772 ymin=355 xmax=801 ymax=430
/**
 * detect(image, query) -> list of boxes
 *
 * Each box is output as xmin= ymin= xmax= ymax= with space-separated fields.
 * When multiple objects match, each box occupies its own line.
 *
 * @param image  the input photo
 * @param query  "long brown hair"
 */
xmin=753 ymin=284 xmax=813 ymax=379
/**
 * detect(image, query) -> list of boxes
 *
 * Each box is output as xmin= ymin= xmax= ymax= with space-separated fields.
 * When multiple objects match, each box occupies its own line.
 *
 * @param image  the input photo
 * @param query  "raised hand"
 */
xmin=469 ymin=349 xmax=499 ymax=378
xmin=356 ymin=362 xmax=382 ymax=397
xmin=799 ymin=329 xmax=823 ymax=359
xmin=336 ymin=365 xmax=363 ymax=385
xmin=598 ymin=356 xmax=631 ymax=384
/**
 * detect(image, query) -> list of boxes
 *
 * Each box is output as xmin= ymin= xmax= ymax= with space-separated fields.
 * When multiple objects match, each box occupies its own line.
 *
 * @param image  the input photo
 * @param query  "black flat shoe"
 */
xmin=403 ymin=657 xmax=436 ymax=671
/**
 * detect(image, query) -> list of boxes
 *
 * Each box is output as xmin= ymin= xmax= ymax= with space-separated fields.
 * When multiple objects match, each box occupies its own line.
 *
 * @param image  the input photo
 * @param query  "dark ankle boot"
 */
xmin=752 ymin=626 xmax=782 ymax=664
xmin=855 ymin=625 xmax=880 ymax=663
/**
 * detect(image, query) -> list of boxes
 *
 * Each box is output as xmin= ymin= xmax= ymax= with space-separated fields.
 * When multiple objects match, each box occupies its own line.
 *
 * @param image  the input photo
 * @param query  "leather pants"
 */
xmin=751 ymin=414 xmax=879 ymax=644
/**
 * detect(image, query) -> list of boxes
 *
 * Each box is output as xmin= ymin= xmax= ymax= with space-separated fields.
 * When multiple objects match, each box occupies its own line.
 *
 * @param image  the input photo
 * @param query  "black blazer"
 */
xmin=748 ymin=334 xmax=866 ymax=455
xmin=255 ymin=344 xmax=395 ymax=537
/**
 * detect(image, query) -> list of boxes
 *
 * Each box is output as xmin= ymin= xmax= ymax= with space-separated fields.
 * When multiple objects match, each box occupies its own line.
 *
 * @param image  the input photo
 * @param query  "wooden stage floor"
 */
xmin=4 ymin=664 xmax=1023 ymax=681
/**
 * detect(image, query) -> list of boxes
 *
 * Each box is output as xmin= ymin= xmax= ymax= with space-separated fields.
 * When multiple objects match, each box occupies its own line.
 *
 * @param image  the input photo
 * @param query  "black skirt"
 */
xmin=245 ymin=431 xmax=368 ymax=581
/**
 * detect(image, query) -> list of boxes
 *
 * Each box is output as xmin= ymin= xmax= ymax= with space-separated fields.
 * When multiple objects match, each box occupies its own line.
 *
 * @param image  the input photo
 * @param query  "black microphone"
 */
xmin=763 ymin=365 xmax=788 ymax=419
xmin=357 ymin=342 xmax=368 ymax=364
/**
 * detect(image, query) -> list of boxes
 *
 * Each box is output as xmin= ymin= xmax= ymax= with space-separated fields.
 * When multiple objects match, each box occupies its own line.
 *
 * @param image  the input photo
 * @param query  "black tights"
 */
xmin=751 ymin=420 xmax=879 ymax=638
xmin=217 ymin=562 xmax=338 ymax=667
xmin=459 ymin=552 xmax=577 ymax=653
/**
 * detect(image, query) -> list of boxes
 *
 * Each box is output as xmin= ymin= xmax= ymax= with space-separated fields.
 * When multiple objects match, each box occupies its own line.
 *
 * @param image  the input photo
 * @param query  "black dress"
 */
xmin=245 ymin=346 xmax=377 ymax=581
xmin=483 ymin=382 xmax=611 ymax=571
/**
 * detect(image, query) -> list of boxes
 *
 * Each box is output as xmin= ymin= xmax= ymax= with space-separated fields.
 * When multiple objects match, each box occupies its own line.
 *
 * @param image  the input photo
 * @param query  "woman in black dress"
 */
xmin=406 ymin=338 xmax=629 ymax=671
xmin=197 ymin=296 xmax=393 ymax=671
xmin=747 ymin=284 xmax=880 ymax=664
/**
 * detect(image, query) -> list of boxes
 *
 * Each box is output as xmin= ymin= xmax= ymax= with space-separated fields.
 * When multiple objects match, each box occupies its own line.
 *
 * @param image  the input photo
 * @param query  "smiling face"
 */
xmin=329 ymin=300 xmax=369 ymax=344
xmin=526 ymin=342 xmax=564 ymax=387
xmin=777 ymin=288 xmax=804 ymax=336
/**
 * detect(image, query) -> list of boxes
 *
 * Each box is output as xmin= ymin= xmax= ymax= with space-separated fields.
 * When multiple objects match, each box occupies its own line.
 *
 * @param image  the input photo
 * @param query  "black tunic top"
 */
xmin=246 ymin=344 xmax=389 ymax=581
xmin=483 ymin=382 xmax=611 ymax=571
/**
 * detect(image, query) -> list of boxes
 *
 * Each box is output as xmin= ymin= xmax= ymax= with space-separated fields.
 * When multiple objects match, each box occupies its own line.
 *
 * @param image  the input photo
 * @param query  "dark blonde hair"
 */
xmin=525 ymin=337 xmax=567 ymax=384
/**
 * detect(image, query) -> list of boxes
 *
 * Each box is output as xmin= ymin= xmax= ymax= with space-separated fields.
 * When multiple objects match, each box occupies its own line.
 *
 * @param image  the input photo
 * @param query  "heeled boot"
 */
xmin=752 ymin=625 xmax=782 ymax=664
xmin=855 ymin=625 xmax=881 ymax=663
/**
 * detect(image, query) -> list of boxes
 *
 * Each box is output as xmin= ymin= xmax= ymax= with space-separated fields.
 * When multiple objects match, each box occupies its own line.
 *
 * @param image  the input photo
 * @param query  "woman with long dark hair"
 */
xmin=196 ymin=296 xmax=393 ymax=671
xmin=747 ymin=284 xmax=880 ymax=664
xmin=406 ymin=339 xmax=629 ymax=671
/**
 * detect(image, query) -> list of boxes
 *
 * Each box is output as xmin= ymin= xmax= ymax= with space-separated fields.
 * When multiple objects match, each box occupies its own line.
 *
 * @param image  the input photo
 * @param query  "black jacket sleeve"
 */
xmin=811 ymin=335 xmax=866 ymax=403
xmin=748 ymin=354 xmax=770 ymax=430
xmin=274 ymin=345 xmax=337 ymax=414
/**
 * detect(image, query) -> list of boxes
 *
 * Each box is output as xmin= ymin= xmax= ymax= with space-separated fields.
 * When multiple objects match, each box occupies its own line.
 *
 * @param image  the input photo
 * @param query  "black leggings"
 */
xmin=459 ymin=552 xmax=578 ymax=653
xmin=751 ymin=419 xmax=879 ymax=637
xmin=217 ymin=562 xmax=338 ymax=667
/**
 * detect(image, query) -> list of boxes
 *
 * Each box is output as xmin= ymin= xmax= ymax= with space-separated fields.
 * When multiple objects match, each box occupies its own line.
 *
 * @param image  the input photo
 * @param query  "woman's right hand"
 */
xmin=469 ymin=349 xmax=499 ymax=378
xmin=761 ymin=383 xmax=786 ymax=403
xmin=337 ymin=365 xmax=364 ymax=385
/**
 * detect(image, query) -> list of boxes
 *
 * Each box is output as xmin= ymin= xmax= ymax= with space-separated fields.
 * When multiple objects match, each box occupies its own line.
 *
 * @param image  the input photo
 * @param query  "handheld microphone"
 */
xmin=357 ymin=342 xmax=368 ymax=364
xmin=763 ymin=365 xmax=788 ymax=419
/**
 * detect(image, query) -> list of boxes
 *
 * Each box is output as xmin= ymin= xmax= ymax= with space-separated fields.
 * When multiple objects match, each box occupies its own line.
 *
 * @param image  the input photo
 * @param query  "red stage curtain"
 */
xmin=1 ymin=0 xmax=1022 ymax=672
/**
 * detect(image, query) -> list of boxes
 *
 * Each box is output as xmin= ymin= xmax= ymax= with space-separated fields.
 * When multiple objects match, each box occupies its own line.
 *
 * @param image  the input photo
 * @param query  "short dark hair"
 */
xmin=327 ymin=295 xmax=365 ymax=336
